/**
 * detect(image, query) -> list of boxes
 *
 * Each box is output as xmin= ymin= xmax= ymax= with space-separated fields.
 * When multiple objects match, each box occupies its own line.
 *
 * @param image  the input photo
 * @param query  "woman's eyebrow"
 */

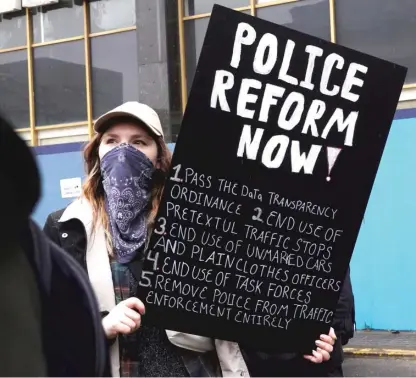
xmin=130 ymin=133 xmax=151 ymax=140
xmin=103 ymin=133 xmax=118 ymax=139
xmin=102 ymin=132 xmax=151 ymax=139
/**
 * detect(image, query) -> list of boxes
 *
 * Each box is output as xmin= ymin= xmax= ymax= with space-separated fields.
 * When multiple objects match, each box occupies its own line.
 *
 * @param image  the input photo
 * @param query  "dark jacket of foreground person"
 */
xmin=0 ymin=114 xmax=110 ymax=376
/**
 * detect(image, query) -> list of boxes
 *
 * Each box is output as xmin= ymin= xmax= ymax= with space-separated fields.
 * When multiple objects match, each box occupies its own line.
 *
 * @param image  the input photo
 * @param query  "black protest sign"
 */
xmin=137 ymin=5 xmax=407 ymax=351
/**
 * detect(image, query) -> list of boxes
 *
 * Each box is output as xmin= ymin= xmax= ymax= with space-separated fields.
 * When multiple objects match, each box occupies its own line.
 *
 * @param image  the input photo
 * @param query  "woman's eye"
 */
xmin=106 ymin=138 xmax=116 ymax=144
xmin=133 ymin=140 xmax=145 ymax=145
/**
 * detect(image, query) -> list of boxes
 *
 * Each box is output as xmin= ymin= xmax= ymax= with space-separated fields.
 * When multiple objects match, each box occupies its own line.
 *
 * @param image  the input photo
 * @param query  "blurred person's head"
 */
xmin=0 ymin=113 xmax=40 ymax=237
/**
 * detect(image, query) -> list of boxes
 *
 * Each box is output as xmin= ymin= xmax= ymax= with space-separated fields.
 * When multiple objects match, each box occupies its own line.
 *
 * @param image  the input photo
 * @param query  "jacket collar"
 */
xmin=58 ymin=197 xmax=93 ymax=228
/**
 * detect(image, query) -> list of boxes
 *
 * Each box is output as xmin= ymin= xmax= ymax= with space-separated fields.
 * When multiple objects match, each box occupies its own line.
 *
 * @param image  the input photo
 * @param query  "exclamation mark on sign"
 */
xmin=326 ymin=147 xmax=342 ymax=182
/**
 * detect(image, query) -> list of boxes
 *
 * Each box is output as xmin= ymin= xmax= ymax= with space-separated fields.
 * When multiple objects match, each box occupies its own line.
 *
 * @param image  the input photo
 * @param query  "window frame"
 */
xmin=0 ymin=1 xmax=138 ymax=146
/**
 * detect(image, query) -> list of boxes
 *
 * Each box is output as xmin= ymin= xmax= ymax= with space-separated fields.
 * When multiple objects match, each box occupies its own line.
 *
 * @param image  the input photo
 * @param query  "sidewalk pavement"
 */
xmin=343 ymin=357 xmax=416 ymax=377
xmin=344 ymin=331 xmax=416 ymax=357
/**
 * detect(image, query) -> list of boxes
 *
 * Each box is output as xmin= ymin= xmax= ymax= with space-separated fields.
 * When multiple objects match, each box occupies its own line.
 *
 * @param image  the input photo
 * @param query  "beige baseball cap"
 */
xmin=93 ymin=101 xmax=164 ymax=138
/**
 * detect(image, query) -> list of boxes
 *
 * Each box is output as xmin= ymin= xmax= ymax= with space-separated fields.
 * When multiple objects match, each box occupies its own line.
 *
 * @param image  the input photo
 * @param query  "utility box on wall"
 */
xmin=22 ymin=0 xmax=59 ymax=7
xmin=32 ymin=143 xmax=85 ymax=228
xmin=0 ymin=0 xmax=21 ymax=13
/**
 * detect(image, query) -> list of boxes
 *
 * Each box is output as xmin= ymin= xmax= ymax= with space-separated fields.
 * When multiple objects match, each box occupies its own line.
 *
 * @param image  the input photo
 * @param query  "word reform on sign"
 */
xmin=210 ymin=22 xmax=369 ymax=176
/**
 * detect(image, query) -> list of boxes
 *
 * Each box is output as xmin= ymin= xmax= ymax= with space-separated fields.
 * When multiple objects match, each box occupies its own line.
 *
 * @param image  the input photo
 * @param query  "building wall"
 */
xmin=0 ymin=0 xmax=180 ymax=145
xmin=3 ymin=0 xmax=416 ymax=331
xmin=2 ymin=0 xmax=416 ymax=145
xmin=351 ymin=111 xmax=416 ymax=331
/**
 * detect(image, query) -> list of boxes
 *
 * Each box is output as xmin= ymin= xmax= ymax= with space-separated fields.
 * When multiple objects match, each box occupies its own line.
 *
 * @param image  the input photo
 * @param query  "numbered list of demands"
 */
xmin=142 ymin=164 xmax=344 ymax=331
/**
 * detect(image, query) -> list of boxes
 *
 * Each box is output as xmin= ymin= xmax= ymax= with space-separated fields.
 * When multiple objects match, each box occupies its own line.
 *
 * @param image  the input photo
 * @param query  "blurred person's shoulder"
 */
xmin=0 ymin=239 xmax=47 ymax=376
xmin=45 ymin=208 xmax=66 ymax=224
xmin=44 ymin=207 xmax=66 ymax=231
xmin=43 ymin=207 xmax=68 ymax=246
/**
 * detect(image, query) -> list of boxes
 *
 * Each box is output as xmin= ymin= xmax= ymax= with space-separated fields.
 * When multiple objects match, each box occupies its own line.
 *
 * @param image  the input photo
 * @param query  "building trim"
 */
xmin=33 ymin=141 xmax=85 ymax=155
xmin=183 ymin=5 xmax=250 ymax=20
xmin=26 ymin=7 xmax=36 ymax=146
xmin=255 ymin=0 xmax=298 ymax=9
xmin=30 ymin=107 xmax=416 ymax=155
xmin=394 ymin=108 xmax=416 ymax=121
xmin=32 ymin=35 xmax=84 ymax=47
xmin=89 ymin=26 xmax=137 ymax=38
xmin=250 ymin=0 xmax=255 ymax=16
xmin=15 ymin=127 xmax=31 ymax=133
xmin=35 ymin=121 xmax=87 ymax=131
xmin=329 ymin=0 xmax=336 ymax=43
xmin=0 ymin=45 xmax=27 ymax=53
xmin=83 ymin=0 xmax=94 ymax=139
xmin=178 ymin=0 xmax=187 ymax=112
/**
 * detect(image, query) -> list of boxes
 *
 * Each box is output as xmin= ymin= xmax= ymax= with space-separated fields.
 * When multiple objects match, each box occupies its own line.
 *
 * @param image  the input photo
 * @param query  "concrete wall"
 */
xmin=31 ymin=109 xmax=416 ymax=331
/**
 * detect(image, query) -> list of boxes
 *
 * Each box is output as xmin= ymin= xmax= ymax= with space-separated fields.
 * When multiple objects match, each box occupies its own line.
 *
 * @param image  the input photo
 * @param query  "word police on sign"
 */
xmin=137 ymin=5 xmax=407 ymax=352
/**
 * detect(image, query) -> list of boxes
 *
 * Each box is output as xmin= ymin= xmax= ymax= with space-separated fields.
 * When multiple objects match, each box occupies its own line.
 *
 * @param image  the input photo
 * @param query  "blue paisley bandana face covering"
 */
xmin=100 ymin=143 xmax=155 ymax=263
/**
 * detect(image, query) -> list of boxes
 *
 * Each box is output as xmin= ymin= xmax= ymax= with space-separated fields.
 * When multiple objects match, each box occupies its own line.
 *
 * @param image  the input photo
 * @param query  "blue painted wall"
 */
xmin=31 ymin=111 xmax=416 ymax=331
xmin=33 ymin=143 xmax=85 ymax=226
xmin=351 ymin=115 xmax=416 ymax=331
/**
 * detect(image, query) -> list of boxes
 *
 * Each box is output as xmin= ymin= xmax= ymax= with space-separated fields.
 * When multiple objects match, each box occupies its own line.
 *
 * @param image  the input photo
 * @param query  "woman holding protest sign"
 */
xmin=43 ymin=101 xmax=339 ymax=377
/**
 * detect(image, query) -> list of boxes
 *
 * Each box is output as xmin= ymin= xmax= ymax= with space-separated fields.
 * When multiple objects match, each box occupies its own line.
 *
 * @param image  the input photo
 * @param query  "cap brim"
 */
xmin=93 ymin=111 xmax=163 ymax=137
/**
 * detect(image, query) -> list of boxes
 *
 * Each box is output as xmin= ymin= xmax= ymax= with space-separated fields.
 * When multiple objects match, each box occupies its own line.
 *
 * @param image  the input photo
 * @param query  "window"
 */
xmin=184 ymin=17 xmax=209 ymax=96
xmin=89 ymin=0 xmax=136 ymax=34
xmin=184 ymin=10 xmax=251 ymax=96
xmin=31 ymin=0 xmax=84 ymax=44
xmin=184 ymin=0 xmax=249 ymax=16
xmin=257 ymin=0 xmax=331 ymax=41
xmin=33 ymin=41 xmax=86 ymax=125
xmin=90 ymin=31 xmax=139 ymax=119
xmin=166 ymin=0 xmax=182 ymax=142
xmin=0 ymin=10 xmax=26 ymax=49
xmin=0 ymin=50 xmax=29 ymax=129
xmin=336 ymin=0 xmax=416 ymax=83
xmin=37 ymin=126 xmax=89 ymax=145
